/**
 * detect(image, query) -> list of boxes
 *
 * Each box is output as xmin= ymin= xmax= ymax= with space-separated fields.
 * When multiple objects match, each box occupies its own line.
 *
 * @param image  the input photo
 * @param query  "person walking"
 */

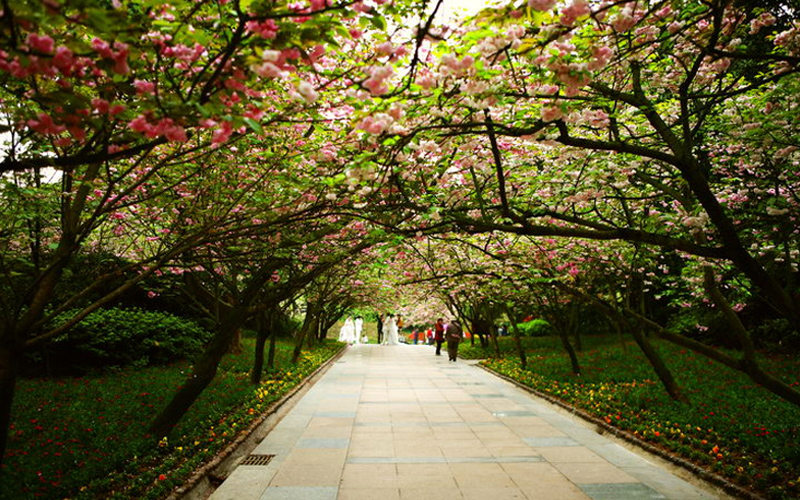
xmin=383 ymin=314 xmax=400 ymax=345
xmin=445 ymin=318 xmax=463 ymax=362
xmin=434 ymin=318 xmax=445 ymax=356
xmin=376 ymin=314 xmax=384 ymax=344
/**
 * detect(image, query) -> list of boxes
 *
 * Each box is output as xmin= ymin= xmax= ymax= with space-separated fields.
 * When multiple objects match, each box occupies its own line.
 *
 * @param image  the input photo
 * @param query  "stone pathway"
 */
xmin=210 ymin=344 xmax=726 ymax=500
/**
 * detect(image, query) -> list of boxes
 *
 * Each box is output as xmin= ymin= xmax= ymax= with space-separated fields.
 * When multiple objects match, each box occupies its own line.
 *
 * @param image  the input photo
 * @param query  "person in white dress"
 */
xmin=354 ymin=316 xmax=364 ymax=344
xmin=382 ymin=315 xmax=400 ymax=345
xmin=339 ymin=317 xmax=356 ymax=344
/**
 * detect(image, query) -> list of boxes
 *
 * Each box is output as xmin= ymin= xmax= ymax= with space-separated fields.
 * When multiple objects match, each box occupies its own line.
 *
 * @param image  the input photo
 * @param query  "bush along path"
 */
xmin=468 ymin=338 xmax=799 ymax=500
xmin=2 ymin=340 xmax=346 ymax=500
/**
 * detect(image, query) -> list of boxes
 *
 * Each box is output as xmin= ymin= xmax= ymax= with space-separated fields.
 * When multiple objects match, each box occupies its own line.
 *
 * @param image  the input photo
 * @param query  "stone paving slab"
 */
xmin=210 ymin=345 xmax=729 ymax=500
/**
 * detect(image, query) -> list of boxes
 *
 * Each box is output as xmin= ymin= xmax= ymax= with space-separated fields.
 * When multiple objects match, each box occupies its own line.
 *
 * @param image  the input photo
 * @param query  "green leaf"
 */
xmin=243 ymin=118 xmax=264 ymax=135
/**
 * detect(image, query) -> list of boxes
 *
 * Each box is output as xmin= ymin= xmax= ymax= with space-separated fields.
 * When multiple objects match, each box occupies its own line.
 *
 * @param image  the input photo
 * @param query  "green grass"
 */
xmin=472 ymin=335 xmax=800 ymax=499
xmin=2 ymin=338 xmax=344 ymax=500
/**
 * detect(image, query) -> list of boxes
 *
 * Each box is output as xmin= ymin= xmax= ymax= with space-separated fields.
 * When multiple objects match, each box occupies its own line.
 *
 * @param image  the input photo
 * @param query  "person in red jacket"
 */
xmin=434 ymin=318 xmax=445 ymax=356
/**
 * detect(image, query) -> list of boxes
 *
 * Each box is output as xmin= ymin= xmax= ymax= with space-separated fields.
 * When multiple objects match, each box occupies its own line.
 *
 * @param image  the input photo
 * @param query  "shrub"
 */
xmin=516 ymin=318 xmax=552 ymax=337
xmin=43 ymin=307 xmax=213 ymax=371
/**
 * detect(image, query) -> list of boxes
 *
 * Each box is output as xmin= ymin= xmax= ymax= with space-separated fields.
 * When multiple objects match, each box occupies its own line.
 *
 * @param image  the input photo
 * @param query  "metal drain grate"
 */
xmin=240 ymin=454 xmax=275 ymax=466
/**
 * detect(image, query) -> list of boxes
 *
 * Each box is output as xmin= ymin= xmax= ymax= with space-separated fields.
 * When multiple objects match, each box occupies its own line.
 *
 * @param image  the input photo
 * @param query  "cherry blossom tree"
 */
xmin=339 ymin=0 xmax=800 ymax=405
xmin=0 ymin=0 xmax=412 ymax=465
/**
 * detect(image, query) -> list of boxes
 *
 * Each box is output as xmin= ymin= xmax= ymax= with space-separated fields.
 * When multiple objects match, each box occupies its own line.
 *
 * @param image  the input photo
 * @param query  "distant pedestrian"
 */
xmin=434 ymin=318 xmax=445 ymax=356
xmin=377 ymin=314 xmax=384 ymax=344
xmin=445 ymin=318 xmax=464 ymax=362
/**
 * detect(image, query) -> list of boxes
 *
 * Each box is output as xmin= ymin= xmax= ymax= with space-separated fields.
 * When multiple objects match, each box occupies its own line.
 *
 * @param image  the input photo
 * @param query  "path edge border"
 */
xmin=166 ymin=344 xmax=348 ymax=500
xmin=475 ymin=363 xmax=766 ymax=500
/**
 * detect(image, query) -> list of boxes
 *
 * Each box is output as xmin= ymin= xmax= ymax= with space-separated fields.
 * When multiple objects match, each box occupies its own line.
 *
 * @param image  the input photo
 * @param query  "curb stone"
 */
xmin=165 ymin=344 xmax=348 ymax=500
xmin=476 ymin=363 xmax=765 ymax=500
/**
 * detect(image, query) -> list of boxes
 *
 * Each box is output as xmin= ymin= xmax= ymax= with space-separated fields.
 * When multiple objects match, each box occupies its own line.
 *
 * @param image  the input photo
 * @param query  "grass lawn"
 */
xmin=2 ymin=338 xmax=344 ymax=500
xmin=462 ymin=335 xmax=800 ymax=500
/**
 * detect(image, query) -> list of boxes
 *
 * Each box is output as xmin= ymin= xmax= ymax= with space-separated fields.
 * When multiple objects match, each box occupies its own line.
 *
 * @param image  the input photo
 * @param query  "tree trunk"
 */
xmin=149 ymin=306 xmax=246 ymax=438
xmin=568 ymin=303 xmax=582 ymax=351
xmin=558 ymin=328 xmax=581 ymax=376
xmin=267 ymin=328 xmax=278 ymax=371
xmin=0 ymin=336 xmax=22 ymax=470
xmin=504 ymin=305 xmax=527 ymax=369
xmin=251 ymin=312 xmax=268 ymax=385
xmin=229 ymin=328 xmax=243 ymax=354
xmin=611 ymin=315 xmax=629 ymax=353
xmin=293 ymin=303 xmax=316 ymax=364
xmin=629 ymin=323 xmax=689 ymax=403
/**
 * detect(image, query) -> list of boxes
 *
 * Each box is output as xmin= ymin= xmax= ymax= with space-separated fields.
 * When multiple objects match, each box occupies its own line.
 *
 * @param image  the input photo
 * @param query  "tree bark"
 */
xmin=629 ymin=322 xmax=689 ymax=403
xmin=558 ymin=328 xmax=582 ymax=376
xmin=267 ymin=330 xmax=278 ymax=370
xmin=251 ymin=312 xmax=268 ymax=385
xmin=293 ymin=303 xmax=317 ymax=364
xmin=149 ymin=305 xmax=247 ymax=438
xmin=0 ymin=334 xmax=22 ymax=470
xmin=503 ymin=305 xmax=526 ymax=368
xmin=229 ymin=328 xmax=243 ymax=355
xmin=568 ymin=302 xmax=582 ymax=351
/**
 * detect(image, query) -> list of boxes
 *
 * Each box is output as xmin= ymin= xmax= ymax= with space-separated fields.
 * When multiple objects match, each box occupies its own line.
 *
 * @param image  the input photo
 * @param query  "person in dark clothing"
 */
xmin=434 ymin=318 xmax=445 ymax=356
xmin=445 ymin=319 xmax=464 ymax=362
xmin=376 ymin=314 xmax=384 ymax=344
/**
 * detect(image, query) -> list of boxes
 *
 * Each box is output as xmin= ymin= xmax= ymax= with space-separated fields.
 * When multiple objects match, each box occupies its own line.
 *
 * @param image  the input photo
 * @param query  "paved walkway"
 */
xmin=210 ymin=344 xmax=724 ymax=500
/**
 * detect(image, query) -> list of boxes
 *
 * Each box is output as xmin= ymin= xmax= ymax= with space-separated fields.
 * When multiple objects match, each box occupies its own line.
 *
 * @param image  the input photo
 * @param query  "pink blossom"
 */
xmin=364 ymin=77 xmax=389 ymax=95
xmin=612 ymin=10 xmax=636 ymax=32
xmin=309 ymin=44 xmax=325 ymax=62
xmin=296 ymin=80 xmax=318 ymax=102
xmin=211 ymin=120 xmax=233 ymax=144
xmin=540 ymin=84 xmax=559 ymax=95
xmin=252 ymin=62 xmax=287 ymax=79
xmin=586 ymin=109 xmax=609 ymax=127
xmin=528 ymin=0 xmax=557 ymax=11
xmin=655 ymin=6 xmax=672 ymax=18
xmin=376 ymin=41 xmax=394 ymax=55
xmin=541 ymin=106 xmax=564 ymax=122
xmin=109 ymin=104 xmax=126 ymax=115
xmin=357 ymin=116 xmax=388 ymax=134
xmin=28 ymin=113 xmax=66 ymax=135
xmin=68 ymin=125 xmax=86 ymax=141
xmin=351 ymin=2 xmax=371 ymax=13
xmin=112 ymin=42 xmax=130 ymax=74
xmin=26 ymin=33 xmax=54 ymax=54
xmin=388 ymin=105 xmax=403 ymax=120
xmin=155 ymin=117 xmax=187 ymax=142
xmin=52 ymin=46 xmax=74 ymax=71
xmin=271 ymin=272 xmax=280 ymax=283
xmin=712 ymin=58 xmax=731 ymax=72
xmin=560 ymin=0 xmax=590 ymax=26
xmin=92 ymin=98 xmax=110 ymax=114
xmin=349 ymin=28 xmax=363 ymax=39
xmin=127 ymin=115 xmax=151 ymax=134
xmin=246 ymin=19 xmax=279 ymax=39
xmin=91 ymin=38 xmax=113 ymax=58
xmin=750 ymin=12 xmax=776 ymax=35
xmin=134 ymin=79 xmax=156 ymax=95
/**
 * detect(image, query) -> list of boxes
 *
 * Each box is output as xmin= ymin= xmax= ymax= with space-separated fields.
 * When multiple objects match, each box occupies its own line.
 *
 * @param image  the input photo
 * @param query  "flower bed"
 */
xmin=479 ymin=337 xmax=799 ymax=500
xmin=2 ymin=340 xmax=344 ymax=500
